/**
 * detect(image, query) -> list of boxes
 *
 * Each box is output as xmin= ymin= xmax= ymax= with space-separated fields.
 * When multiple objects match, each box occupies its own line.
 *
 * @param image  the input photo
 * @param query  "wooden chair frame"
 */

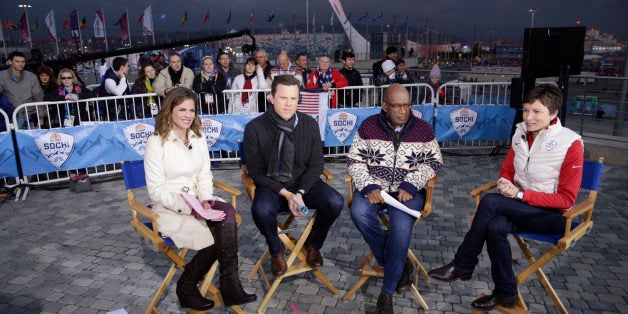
xmin=238 ymin=148 xmax=338 ymax=313
xmin=121 ymin=160 xmax=245 ymax=314
xmin=341 ymin=176 xmax=437 ymax=311
xmin=468 ymin=157 xmax=604 ymax=314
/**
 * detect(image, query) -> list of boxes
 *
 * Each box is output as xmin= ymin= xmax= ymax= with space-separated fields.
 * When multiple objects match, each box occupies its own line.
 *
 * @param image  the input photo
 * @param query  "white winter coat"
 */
xmin=228 ymin=66 xmax=268 ymax=114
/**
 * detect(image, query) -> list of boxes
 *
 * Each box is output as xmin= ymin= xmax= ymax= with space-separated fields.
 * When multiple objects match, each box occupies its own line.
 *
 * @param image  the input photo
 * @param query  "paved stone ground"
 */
xmin=0 ymin=154 xmax=626 ymax=314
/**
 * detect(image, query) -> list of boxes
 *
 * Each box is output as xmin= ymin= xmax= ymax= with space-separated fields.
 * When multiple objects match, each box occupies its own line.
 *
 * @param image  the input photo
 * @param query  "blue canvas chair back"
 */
xmin=514 ymin=158 xmax=604 ymax=244
xmin=121 ymin=160 xmax=146 ymax=190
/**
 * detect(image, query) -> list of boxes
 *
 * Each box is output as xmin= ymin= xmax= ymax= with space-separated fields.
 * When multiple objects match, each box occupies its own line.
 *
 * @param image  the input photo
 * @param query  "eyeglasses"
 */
xmin=387 ymin=103 xmax=412 ymax=110
xmin=61 ymin=76 xmax=73 ymax=80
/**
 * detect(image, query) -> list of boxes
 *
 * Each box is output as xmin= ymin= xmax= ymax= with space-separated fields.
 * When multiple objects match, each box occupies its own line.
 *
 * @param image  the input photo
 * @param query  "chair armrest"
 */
xmin=213 ymin=181 xmax=242 ymax=196
xmin=322 ymin=169 xmax=334 ymax=184
xmin=130 ymin=198 xmax=159 ymax=220
xmin=563 ymin=197 xmax=595 ymax=219
xmin=470 ymin=181 xmax=497 ymax=196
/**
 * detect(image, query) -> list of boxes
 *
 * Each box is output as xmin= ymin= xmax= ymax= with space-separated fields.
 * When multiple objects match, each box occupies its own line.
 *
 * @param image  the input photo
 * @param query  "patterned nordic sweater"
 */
xmin=347 ymin=112 xmax=443 ymax=197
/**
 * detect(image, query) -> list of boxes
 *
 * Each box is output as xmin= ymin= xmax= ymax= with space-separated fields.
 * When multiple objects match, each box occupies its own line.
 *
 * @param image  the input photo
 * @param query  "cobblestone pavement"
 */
xmin=0 ymin=154 xmax=626 ymax=314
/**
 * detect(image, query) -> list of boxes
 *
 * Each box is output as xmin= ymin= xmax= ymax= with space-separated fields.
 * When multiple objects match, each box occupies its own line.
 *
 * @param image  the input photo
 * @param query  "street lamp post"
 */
xmin=18 ymin=3 xmax=33 ymax=49
xmin=528 ymin=8 xmax=538 ymax=28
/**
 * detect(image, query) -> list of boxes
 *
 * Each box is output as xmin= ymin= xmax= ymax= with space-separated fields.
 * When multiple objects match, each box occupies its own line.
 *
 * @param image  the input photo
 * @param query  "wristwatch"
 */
xmin=516 ymin=190 xmax=524 ymax=201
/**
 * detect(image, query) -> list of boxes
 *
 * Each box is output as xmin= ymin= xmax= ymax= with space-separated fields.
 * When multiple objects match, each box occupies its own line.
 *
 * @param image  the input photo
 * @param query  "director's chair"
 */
xmin=121 ymin=160 xmax=245 ymax=314
xmin=238 ymin=141 xmax=338 ymax=313
xmin=341 ymin=176 xmax=438 ymax=311
xmin=469 ymin=157 xmax=604 ymax=314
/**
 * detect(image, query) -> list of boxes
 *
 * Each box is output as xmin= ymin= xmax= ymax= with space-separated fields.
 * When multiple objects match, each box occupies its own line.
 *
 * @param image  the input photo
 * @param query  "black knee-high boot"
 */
xmin=208 ymin=207 xmax=257 ymax=307
xmin=176 ymin=245 xmax=217 ymax=311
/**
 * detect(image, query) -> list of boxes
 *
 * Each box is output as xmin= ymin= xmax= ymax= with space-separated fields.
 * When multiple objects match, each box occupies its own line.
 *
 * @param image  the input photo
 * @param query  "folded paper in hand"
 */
xmin=181 ymin=192 xmax=226 ymax=221
xmin=380 ymin=190 xmax=422 ymax=218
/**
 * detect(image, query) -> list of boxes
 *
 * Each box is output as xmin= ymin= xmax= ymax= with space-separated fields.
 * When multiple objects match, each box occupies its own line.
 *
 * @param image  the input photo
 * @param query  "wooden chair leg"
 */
xmin=342 ymin=274 xmax=371 ymax=301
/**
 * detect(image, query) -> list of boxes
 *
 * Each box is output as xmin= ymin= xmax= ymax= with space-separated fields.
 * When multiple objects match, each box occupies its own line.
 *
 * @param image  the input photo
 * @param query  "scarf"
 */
xmin=59 ymin=85 xmax=82 ymax=115
xmin=241 ymin=71 xmax=256 ymax=104
xmin=144 ymin=78 xmax=155 ymax=105
xmin=318 ymin=68 xmax=332 ymax=84
xmin=266 ymin=110 xmax=297 ymax=182
xmin=168 ymin=66 xmax=183 ymax=86
xmin=201 ymin=69 xmax=217 ymax=84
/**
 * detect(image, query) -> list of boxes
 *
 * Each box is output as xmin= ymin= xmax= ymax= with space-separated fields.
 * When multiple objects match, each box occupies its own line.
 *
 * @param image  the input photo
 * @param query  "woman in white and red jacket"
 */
xmin=428 ymin=84 xmax=584 ymax=311
xmin=305 ymin=55 xmax=348 ymax=108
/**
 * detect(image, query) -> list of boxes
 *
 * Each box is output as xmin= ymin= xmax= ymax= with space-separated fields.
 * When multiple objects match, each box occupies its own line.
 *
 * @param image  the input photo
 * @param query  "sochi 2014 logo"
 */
xmin=34 ymin=132 xmax=75 ymax=169
xmin=123 ymin=123 xmax=155 ymax=157
xmin=328 ymin=111 xmax=357 ymax=143
xmin=450 ymin=108 xmax=478 ymax=137
xmin=201 ymin=119 xmax=223 ymax=148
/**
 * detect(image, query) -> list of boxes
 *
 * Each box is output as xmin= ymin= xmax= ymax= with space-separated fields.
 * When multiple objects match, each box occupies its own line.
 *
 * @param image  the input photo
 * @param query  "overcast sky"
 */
xmin=3 ymin=0 xmax=626 ymax=42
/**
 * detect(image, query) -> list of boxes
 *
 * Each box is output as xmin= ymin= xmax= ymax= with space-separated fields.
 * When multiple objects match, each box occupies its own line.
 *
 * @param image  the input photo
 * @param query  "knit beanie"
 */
xmin=430 ymin=64 xmax=441 ymax=79
xmin=382 ymin=60 xmax=396 ymax=73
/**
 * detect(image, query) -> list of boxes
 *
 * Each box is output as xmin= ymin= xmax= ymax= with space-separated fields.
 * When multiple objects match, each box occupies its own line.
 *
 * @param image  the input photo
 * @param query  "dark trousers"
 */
xmin=251 ymin=179 xmax=344 ymax=256
xmin=452 ymin=193 xmax=566 ymax=298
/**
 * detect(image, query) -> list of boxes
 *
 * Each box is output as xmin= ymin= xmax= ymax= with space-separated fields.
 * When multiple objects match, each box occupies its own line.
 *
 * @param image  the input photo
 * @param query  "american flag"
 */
xmin=299 ymin=92 xmax=322 ymax=115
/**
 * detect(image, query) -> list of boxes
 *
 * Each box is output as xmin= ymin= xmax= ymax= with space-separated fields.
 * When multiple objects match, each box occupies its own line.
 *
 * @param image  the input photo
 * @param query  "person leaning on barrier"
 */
xmin=268 ymin=51 xmax=303 ymax=87
xmin=36 ymin=66 xmax=58 ymax=95
xmin=304 ymin=55 xmax=348 ymax=109
xmin=131 ymin=64 xmax=160 ymax=119
xmin=295 ymin=52 xmax=310 ymax=86
xmin=338 ymin=50 xmax=363 ymax=108
xmin=347 ymin=84 xmax=443 ymax=313
xmin=192 ymin=56 xmax=227 ymax=115
xmin=428 ymin=84 xmax=584 ymax=311
xmin=144 ymin=87 xmax=257 ymax=311
xmin=374 ymin=60 xmax=397 ymax=87
xmin=243 ymin=75 xmax=344 ymax=277
xmin=372 ymin=46 xmax=399 ymax=80
xmin=154 ymin=53 xmax=195 ymax=98
xmin=216 ymin=51 xmax=239 ymax=89
xmin=97 ymin=56 xmax=131 ymax=121
xmin=0 ymin=51 xmax=44 ymax=129
xmin=229 ymin=57 xmax=268 ymax=114
xmin=44 ymin=68 xmax=96 ymax=127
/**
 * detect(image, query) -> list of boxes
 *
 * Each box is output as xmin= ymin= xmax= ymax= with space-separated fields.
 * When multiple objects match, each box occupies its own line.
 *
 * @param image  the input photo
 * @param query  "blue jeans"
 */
xmin=350 ymin=190 xmax=424 ymax=295
xmin=251 ymin=179 xmax=344 ymax=256
xmin=452 ymin=193 xmax=566 ymax=298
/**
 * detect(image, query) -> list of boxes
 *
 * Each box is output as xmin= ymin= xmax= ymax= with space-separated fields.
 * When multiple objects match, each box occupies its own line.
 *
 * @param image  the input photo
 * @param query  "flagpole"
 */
xmin=306 ymin=0 xmax=309 ymax=56
xmin=101 ymin=8 xmax=109 ymax=51
xmin=76 ymin=8 xmax=84 ymax=53
xmin=126 ymin=6 xmax=132 ymax=48
xmin=0 ymin=19 xmax=7 ymax=59
xmin=52 ymin=11 xmax=59 ymax=56
xmin=150 ymin=6 xmax=155 ymax=45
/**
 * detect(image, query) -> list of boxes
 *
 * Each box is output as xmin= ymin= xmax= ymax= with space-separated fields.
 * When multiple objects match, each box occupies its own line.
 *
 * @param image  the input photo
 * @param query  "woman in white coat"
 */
xmin=144 ymin=87 xmax=256 ymax=311
xmin=228 ymin=57 xmax=269 ymax=114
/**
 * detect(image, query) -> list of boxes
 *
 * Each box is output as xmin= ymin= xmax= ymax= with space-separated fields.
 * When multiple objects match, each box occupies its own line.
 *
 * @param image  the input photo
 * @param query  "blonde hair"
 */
xmin=57 ymin=68 xmax=78 ymax=86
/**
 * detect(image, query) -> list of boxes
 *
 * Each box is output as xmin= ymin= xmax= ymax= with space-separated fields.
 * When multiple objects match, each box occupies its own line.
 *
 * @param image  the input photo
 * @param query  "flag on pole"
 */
xmin=330 ymin=11 xmax=334 ymax=26
xmin=31 ymin=19 xmax=38 ymax=31
xmin=157 ymin=14 xmax=165 ymax=25
xmin=181 ymin=12 xmax=187 ymax=26
xmin=358 ymin=11 xmax=368 ymax=22
xmin=267 ymin=10 xmax=275 ymax=22
xmin=2 ymin=20 xmax=15 ymax=30
xmin=62 ymin=17 xmax=69 ymax=30
xmin=372 ymin=12 xmax=383 ymax=22
xmin=344 ymin=11 xmax=351 ymax=24
xmin=142 ymin=6 xmax=153 ymax=35
xmin=69 ymin=9 xmax=80 ymax=38
xmin=202 ymin=11 xmax=210 ymax=24
xmin=135 ymin=12 xmax=144 ymax=27
xmin=226 ymin=10 xmax=231 ymax=25
xmin=312 ymin=10 xmax=316 ymax=29
xmin=249 ymin=11 xmax=254 ymax=26
xmin=19 ymin=12 xmax=30 ymax=43
xmin=115 ymin=12 xmax=129 ymax=42
xmin=80 ymin=17 xmax=87 ymax=29
xmin=93 ymin=9 xmax=105 ymax=38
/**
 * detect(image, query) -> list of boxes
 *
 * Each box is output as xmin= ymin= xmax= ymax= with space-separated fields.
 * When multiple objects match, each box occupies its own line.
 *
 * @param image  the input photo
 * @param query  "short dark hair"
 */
xmin=522 ymin=84 xmax=563 ymax=115
xmin=112 ymin=57 xmax=128 ymax=71
xmin=395 ymin=58 xmax=405 ymax=65
xmin=341 ymin=50 xmax=355 ymax=60
xmin=296 ymin=52 xmax=308 ymax=60
xmin=271 ymin=75 xmax=300 ymax=95
xmin=217 ymin=51 xmax=230 ymax=60
xmin=8 ymin=51 xmax=25 ymax=61
xmin=245 ymin=57 xmax=257 ymax=66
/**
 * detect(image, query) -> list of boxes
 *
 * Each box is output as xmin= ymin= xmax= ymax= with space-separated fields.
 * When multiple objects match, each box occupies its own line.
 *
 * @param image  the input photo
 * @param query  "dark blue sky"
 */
xmin=3 ymin=0 xmax=626 ymax=42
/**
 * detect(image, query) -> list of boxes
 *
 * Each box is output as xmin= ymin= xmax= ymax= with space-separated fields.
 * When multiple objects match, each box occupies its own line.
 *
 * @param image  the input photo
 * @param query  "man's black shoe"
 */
xmin=471 ymin=294 xmax=517 ymax=310
xmin=427 ymin=263 xmax=472 ymax=282
xmin=376 ymin=293 xmax=394 ymax=314
xmin=395 ymin=260 xmax=414 ymax=294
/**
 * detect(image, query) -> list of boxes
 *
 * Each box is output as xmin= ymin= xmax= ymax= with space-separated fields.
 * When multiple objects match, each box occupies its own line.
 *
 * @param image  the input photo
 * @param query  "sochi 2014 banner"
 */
xmin=198 ymin=113 xmax=260 ymax=151
xmin=434 ymin=105 xmax=515 ymax=142
xmin=323 ymin=105 xmax=435 ymax=147
xmin=0 ymin=131 xmax=18 ymax=178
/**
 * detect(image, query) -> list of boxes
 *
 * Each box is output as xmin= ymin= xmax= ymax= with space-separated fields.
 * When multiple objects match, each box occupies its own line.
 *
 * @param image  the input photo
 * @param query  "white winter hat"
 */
xmin=430 ymin=64 xmax=441 ymax=79
xmin=381 ymin=60 xmax=395 ymax=73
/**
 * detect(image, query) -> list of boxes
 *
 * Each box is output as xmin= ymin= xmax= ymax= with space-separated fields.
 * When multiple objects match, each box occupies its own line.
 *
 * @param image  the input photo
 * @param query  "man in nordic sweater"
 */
xmin=347 ymin=84 xmax=443 ymax=313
